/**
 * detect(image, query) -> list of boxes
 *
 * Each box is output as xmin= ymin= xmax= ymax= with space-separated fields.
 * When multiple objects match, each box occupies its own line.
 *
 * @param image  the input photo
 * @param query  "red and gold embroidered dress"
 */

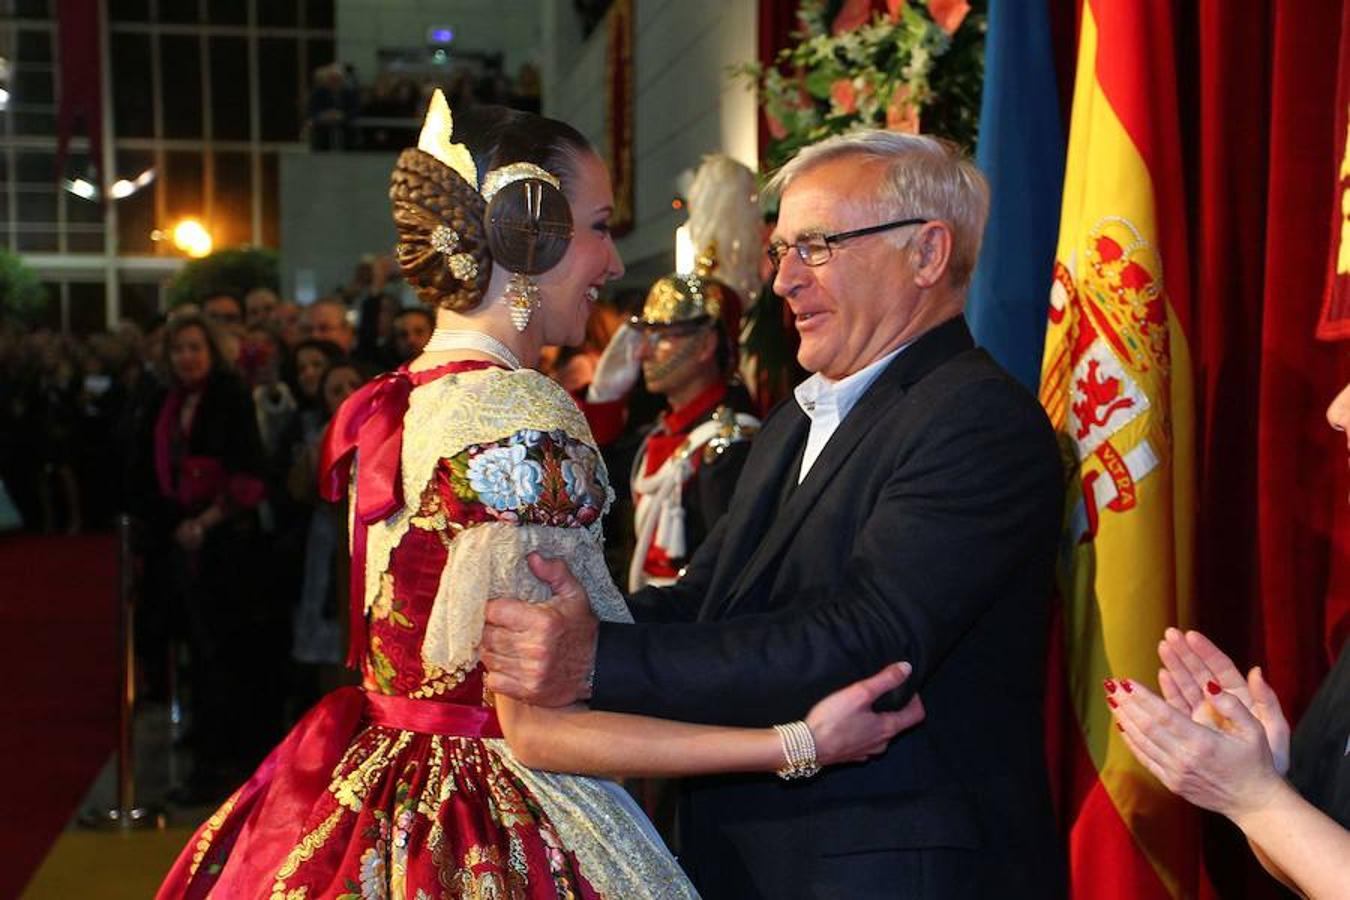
xmin=157 ymin=360 xmax=696 ymax=900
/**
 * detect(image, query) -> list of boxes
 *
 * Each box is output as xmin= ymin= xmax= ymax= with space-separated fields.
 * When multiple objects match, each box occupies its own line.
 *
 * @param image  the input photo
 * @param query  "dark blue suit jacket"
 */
xmin=592 ymin=316 xmax=1066 ymax=899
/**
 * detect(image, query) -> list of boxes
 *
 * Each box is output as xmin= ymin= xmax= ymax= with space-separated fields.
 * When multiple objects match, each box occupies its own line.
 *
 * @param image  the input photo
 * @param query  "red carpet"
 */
xmin=0 ymin=533 xmax=119 ymax=900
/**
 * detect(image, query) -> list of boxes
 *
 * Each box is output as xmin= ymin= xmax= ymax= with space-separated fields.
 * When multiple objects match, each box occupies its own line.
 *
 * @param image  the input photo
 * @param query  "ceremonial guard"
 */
xmin=623 ymin=271 xmax=759 ymax=591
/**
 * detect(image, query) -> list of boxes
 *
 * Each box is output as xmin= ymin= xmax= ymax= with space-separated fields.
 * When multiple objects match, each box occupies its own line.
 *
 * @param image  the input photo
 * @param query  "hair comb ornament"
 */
xmin=416 ymin=89 xmax=478 ymax=189
xmin=482 ymin=162 xmax=562 ymax=202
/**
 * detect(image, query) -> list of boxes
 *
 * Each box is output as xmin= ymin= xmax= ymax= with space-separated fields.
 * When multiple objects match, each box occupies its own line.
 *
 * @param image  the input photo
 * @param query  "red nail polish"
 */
xmin=1121 ymin=679 xmax=1134 ymax=693
xmin=1106 ymin=696 xmax=1118 ymax=709
xmin=1116 ymin=722 xmax=1125 ymax=732
xmin=1206 ymin=680 xmax=1220 ymax=695
xmin=1103 ymin=678 xmax=1117 ymax=694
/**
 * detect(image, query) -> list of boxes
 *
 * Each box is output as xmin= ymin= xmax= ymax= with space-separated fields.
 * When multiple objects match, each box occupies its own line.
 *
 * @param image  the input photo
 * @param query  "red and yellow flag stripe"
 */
xmin=1040 ymin=1 xmax=1203 ymax=896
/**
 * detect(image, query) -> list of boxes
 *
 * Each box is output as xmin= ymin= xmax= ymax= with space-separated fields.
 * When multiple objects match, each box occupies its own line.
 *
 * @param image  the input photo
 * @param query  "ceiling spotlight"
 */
xmin=63 ymin=177 xmax=97 ymax=200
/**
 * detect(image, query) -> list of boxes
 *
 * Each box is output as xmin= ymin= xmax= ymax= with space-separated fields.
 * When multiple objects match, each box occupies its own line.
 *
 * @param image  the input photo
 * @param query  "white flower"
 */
xmin=467 ymin=444 xmax=543 ymax=510
xmin=358 ymin=847 xmax=387 ymax=899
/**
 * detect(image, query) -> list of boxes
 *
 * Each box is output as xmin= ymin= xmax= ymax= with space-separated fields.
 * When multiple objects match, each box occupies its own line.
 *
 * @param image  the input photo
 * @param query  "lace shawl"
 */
xmin=356 ymin=367 xmax=628 ymax=672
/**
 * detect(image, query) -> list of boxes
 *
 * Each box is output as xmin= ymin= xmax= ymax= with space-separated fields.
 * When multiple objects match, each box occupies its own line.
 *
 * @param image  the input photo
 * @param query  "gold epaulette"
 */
xmin=702 ymin=405 xmax=758 ymax=464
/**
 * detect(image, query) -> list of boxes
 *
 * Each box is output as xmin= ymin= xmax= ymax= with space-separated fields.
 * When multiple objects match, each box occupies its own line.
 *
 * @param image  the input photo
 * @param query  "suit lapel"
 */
xmin=713 ymin=316 xmax=976 ymax=619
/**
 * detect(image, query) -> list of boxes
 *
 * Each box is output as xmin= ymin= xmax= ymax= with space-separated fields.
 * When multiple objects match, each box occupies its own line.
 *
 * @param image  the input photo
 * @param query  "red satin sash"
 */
xmin=317 ymin=359 xmax=500 ymax=666
xmin=363 ymin=692 xmax=504 ymax=738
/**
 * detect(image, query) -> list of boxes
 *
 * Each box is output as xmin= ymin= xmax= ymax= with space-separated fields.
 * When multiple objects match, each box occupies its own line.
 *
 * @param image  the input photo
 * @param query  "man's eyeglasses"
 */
xmin=766 ymin=217 xmax=929 ymax=270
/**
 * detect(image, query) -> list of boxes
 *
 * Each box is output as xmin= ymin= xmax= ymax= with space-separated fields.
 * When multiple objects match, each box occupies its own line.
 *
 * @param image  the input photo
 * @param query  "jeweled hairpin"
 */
xmin=430 ymin=225 xmax=460 ymax=256
xmin=447 ymin=253 xmax=478 ymax=280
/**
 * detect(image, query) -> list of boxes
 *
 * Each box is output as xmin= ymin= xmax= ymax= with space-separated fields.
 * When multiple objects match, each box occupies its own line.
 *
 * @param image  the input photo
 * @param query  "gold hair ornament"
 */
xmin=481 ymin=162 xmax=562 ymax=202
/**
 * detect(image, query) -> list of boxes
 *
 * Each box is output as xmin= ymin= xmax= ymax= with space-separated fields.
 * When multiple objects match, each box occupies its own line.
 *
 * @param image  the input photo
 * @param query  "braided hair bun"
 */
xmin=390 ymin=148 xmax=492 ymax=311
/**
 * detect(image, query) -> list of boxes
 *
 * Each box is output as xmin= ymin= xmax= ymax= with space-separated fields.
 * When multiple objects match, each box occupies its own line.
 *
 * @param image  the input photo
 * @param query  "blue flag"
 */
xmin=966 ymin=0 xmax=1065 ymax=392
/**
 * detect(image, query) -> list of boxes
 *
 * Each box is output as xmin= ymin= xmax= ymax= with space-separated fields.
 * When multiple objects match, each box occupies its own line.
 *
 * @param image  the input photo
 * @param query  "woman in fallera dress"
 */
xmin=156 ymin=93 xmax=924 ymax=900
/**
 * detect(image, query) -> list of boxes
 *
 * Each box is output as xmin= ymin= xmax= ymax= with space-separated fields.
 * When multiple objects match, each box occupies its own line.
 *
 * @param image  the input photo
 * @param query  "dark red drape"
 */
xmin=1185 ymin=0 xmax=1344 ymax=895
xmin=54 ymin=0 xmax=102 ymax=180
xmin=756 ymin=0 xmax=799 ymax=167
xmin=1251 ymin=0 xmax=1343 ymax=718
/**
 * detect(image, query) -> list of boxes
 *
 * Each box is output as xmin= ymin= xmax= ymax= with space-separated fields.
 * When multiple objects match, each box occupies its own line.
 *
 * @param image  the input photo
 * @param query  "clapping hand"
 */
xmin=1105 ymin=676 xmax=1285 ymax=822
xmin=1155 ymin=628 xmax=1290 ymax=775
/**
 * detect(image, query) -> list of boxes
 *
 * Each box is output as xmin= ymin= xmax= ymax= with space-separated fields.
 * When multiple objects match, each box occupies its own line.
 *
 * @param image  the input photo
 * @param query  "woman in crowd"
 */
xmin=157 ymin=93 xmax=923 ymax=899
xmin=126 ymin=314 xmax=273 ymax=798
xmin=1106 ymin=383 xmax=1350 ymax=898
xmin=289 ymin=360 xmax=368 ymax=704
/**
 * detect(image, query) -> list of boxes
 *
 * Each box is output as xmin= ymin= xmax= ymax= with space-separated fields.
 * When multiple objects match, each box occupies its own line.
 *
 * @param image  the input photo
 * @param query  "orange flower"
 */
xmin=886 ymin=85 xmax=920 ymax=133
xmin=832 ymin=0 xmax=877 ymax=34
xmin=831 ymin=79 xmax=858 ymax=115
xmin=926 ymin=0 xmax=970 ymax=34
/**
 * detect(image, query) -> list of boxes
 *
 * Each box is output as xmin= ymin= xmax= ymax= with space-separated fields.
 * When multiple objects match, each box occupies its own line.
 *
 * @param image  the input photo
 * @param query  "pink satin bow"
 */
xmin=319 ymin=369 xmax=415 ymax=666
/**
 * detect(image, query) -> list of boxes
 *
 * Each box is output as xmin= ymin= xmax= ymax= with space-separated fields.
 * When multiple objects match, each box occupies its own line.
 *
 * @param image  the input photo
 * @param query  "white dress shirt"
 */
xmin=793 ymin=344 xmax=909 ymax=483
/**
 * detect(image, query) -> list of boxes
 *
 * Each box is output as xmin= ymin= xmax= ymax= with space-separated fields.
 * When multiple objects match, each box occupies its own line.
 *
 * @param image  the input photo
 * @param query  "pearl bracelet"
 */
xmin=773 ymin=720 xmax=821 ymax=780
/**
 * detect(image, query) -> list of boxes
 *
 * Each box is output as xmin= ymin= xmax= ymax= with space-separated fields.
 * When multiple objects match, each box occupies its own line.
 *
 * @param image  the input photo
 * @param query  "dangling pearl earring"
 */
xmin=504 ymin=272 xmax=539 ymax=332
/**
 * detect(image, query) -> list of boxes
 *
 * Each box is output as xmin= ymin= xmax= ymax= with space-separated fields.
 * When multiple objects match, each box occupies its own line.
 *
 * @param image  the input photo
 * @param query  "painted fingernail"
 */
xmin=1121 ymin=679 xmax=1134 ymax=693
xmin=1103 ymin=678 xmax=1117 ymax=694
xmin=1206 ymin=680 xmax=1221 ymax=695
xmin=1106 ymin=696 xmax=1118 ymax=709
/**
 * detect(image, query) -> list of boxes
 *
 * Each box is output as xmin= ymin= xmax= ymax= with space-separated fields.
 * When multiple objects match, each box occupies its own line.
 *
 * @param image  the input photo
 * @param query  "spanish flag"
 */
xmin=1038 ymin=1 xmax=1205 ymax=897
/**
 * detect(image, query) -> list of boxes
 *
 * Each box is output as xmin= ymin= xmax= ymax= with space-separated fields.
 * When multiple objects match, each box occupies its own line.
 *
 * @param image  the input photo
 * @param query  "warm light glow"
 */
xmin=172 ymin=219 xmax=213 ymax=258
xmin=675 ymin=223 xmax=694 ymax=274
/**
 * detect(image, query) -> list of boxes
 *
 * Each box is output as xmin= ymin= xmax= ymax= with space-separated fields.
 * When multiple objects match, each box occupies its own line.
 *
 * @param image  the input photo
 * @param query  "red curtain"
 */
xmin=757 ymin=0 xmax=799 ymax=166
xmin=1157 ymin=1 xmax=1344 ymax=894
xmin=1250 ymin=0 xmax=1344 ymax=718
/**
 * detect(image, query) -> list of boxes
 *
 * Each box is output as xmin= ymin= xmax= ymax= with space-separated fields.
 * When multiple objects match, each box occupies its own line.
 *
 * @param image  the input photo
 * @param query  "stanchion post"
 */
xmin=85 ymin=514 xmax=160 ymax=829
xmin=116 ymin=513 xmax=137 ymax=816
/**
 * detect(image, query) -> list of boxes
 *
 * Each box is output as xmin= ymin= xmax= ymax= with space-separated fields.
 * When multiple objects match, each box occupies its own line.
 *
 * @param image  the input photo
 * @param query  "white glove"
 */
xmin=585 ymin=322 xmax=643 ymax=403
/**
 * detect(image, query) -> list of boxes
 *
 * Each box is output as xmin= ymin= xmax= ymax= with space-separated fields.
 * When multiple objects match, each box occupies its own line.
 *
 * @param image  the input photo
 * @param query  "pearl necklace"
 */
xmin=423 ymin=328 xmax=523 ymax=370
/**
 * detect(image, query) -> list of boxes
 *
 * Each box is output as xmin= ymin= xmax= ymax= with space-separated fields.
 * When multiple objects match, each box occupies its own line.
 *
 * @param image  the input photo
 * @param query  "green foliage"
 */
xmin=165 ymin=247 xmax=280 ymax=307
xmin=735 ymin=0 xmax=986 ymax=174
xmin=0 ymin=248 xmax=49 ymax=325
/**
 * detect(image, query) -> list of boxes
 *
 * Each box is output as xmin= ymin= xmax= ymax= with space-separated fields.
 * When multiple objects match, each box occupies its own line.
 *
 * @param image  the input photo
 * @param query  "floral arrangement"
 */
xmin=738 ymin=0 xmax=986 ymax=172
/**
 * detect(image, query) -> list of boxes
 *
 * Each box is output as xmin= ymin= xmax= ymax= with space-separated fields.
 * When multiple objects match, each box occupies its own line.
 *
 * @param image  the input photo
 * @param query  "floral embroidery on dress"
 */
xmin=451 ymin=429 xmax=608 ymax=531
xmin=467 ymin=444 xmax=544 ymax=509
xmin=371 ymin=574 xmax=415 ymax=629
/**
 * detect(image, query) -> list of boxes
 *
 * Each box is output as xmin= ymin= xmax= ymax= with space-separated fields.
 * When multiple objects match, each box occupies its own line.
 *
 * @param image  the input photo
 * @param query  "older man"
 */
xmin=301 ymin=296 xmax=354 ymax=353
xmin=482 ymin=131 xmax=1066 ymax=898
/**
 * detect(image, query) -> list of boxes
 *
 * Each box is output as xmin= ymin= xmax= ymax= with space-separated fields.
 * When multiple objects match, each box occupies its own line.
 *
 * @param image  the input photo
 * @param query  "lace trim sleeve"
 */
xmin=421 ymin=521 xmax=632 ymax=674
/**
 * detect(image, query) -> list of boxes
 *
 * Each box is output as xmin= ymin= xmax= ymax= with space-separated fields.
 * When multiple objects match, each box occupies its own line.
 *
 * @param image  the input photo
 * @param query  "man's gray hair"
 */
xmin=765 ymin=130 xmax=990 ymax=289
